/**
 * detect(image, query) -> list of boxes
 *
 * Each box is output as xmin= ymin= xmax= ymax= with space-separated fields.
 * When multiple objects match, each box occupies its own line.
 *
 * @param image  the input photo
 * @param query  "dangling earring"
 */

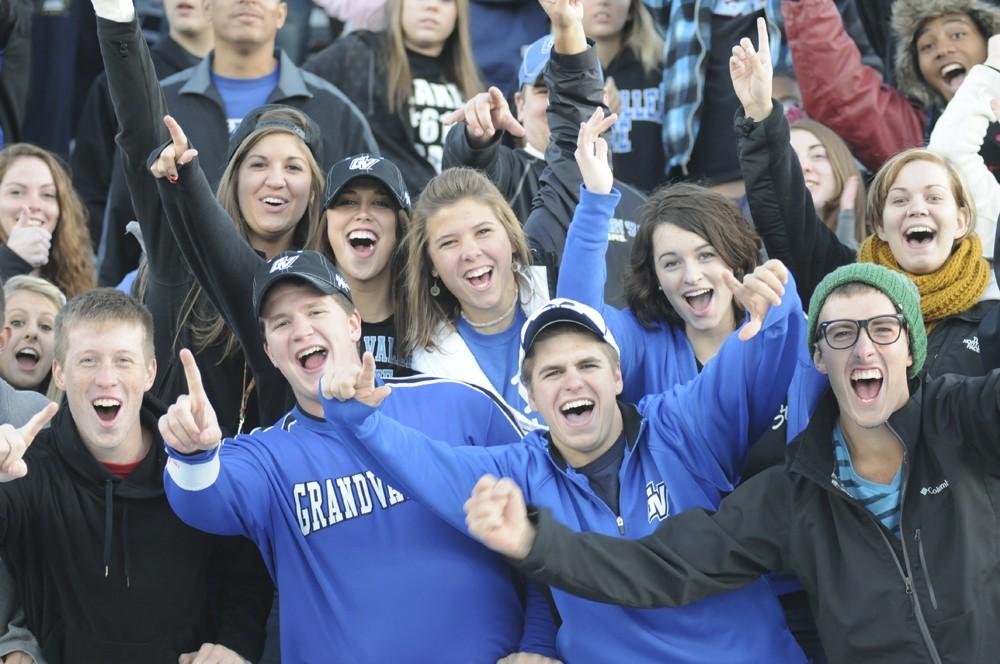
xmin=430 ymin=278 xmax=441 ymax=297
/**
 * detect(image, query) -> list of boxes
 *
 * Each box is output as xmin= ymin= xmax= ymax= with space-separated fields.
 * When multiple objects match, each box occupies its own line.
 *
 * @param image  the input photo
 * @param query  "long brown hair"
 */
xmin=383 ymin=0 xmax=483 ymax=112
xmin=396 ymin=167 xmax=532 ymax=355
xmin=624 ymin=183 xmax=761 ymax=329
xmin=790 ymin=119 xmax=866 ymax=244
xmin=0 ymin=144 xmax=96 ymax=298
xmin=176 ymin=108 xmax=324 ymax=359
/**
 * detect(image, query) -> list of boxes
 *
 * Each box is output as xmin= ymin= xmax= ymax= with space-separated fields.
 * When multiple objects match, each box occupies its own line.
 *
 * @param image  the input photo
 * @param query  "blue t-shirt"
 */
xmin=211 ymin=66 xmax=280 ymax=134
xmin=833 ymin=420 xmax=903 ymax=537
xmin=456 ymin=307 xmax=539 ymax=423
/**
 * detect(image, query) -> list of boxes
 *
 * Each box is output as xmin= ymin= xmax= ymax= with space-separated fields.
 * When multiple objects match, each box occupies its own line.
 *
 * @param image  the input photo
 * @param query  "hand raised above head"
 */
xmin=730 ymin=17 xmax=774 ymax=122
xmin=159 ymin=349 xmax=222 ymax=453
xmin=574 ymin=107 xmax=617 ymax=195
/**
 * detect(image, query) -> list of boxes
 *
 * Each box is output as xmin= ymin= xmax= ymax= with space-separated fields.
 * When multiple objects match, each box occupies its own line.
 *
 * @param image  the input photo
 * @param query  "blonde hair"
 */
xmin=0 ymin=144 xmax=96 ymax=299
xmin=5 ymin=274 xmax=67 ymax=403
xmin=383 ymin=0 xmax=483 ymax=111
xmin=790 ymin=119 xmax=867 ymax=244
xmin=178 ymin=108 xmax=324 ymax=359
xmin=621 ymin=0 xmax=665 ymax=76
xmin=866 ymin=149 xmax=976 ymax=240
xmin=396 ymin=168 xmax=532 ymax=355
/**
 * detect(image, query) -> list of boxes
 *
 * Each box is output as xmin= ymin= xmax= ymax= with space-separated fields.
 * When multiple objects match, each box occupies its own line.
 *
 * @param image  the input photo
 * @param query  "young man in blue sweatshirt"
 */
xmin=320 ymin=265 xmax=811 ymax=662
xmin=160 ymin=251 xmax=558 ymax=664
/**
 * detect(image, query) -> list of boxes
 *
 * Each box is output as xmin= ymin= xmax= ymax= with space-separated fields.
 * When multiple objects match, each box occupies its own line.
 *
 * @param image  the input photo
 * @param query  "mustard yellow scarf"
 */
xmin=857 ymin=233 xmax=988 ymax=333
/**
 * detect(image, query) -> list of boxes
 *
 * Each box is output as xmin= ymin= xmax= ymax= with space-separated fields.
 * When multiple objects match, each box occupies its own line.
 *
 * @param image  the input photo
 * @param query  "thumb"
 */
xmin=991 ymin=98 xmax=1000 ymax=123
xmin=840 ymin=175 xmax=860 ymax=211
xmin=11 ymin=206 xmax=30 ymax=231
xmin=17 ymin=402 xmax=58 ymax=446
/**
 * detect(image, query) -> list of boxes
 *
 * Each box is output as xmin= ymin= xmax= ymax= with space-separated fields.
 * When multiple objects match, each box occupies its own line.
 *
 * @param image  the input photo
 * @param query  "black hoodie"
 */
xmin=0 ymin=398 xmax=271 ymax=664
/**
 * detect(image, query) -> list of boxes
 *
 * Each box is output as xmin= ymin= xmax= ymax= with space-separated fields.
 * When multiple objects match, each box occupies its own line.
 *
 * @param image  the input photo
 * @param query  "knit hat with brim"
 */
xmin=892 ymin=0 xmax=1000 ymax=109
xmin=807 ymin=263 xmax=926 ymax=377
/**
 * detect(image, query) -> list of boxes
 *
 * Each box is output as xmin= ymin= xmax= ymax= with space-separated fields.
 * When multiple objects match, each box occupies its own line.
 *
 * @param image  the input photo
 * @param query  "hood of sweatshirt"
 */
xmin=892 ymin=0 xmax=1000 ymax=108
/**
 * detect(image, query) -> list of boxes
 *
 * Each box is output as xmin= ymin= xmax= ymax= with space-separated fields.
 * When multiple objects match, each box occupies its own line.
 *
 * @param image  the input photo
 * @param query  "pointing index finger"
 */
xmin=179 ymin=348 xmax=207 ymax=403
xmin=756 ymin=16 xmax=770 ymax=63
xmin=162 ymin=114 xmax=189 ymax=151
xmin=18 ymin=402 xmax=58 ymax=446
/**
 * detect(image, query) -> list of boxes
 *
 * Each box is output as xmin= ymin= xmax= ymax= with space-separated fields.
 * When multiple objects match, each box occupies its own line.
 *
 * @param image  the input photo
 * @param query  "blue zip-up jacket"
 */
xmin=559 ymin=186 xmax=827 ymax=432
xmin=324 ymin=288 xmax=811 ymax=663
xmin=163 ymin=375 xmax=557 ymax=664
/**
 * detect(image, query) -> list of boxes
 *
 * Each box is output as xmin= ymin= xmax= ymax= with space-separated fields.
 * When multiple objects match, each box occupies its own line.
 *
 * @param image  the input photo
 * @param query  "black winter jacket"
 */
xmin=0 ymin=400 xmax=272 ymax=664
xmin=96 ymin=16 xmax=261 ymax=435
xmin=98 ymin=19 xmax=377 ymax=286
xmin=519 ymin=376 xmax=1000 ymax=664
xmin=304 ymin=31 xmax=440 ymax=196
xmin=739 ymin=100 xmax=997 ymax=380
xmin=523 ymin=46 xmax=647 ymax=308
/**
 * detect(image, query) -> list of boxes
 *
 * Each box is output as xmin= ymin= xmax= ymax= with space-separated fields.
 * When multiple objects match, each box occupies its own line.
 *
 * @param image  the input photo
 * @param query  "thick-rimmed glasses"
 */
xmin=816 ymin=314 xmax=906 ymax=350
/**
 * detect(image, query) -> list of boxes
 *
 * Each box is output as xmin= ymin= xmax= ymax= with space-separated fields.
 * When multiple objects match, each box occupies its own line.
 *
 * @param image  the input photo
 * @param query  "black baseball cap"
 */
xmin=253 ymin=250 xmax=354 ymax=318
xmin=323 ymin=154 xmax=411 ymax=213
xmin=227 ymin=104 xmax=324 ymax=165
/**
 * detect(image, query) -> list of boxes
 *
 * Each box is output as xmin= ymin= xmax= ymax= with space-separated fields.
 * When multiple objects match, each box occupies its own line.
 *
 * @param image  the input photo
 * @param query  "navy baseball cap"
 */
xmin=519 ymin=298 xmax=620 ymax=366
xmin=519 ymin=35 xmax=555 ymax=87
xmin=323 ymin=154 xmax=411 ymax=213
xmin=227 ymin=104 xmax=323 ymax=165
xmin=253 ymin=250 xmax=353 ymax=318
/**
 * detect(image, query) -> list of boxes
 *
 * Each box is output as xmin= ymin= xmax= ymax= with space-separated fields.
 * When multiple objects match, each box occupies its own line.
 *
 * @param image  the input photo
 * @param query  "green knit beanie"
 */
xmin=807 ymin=263 xmax=926 ymax=377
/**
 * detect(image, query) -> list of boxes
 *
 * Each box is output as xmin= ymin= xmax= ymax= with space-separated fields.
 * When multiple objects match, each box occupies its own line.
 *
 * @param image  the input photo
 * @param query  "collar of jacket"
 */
xmin=179 ymin=49 xmax=312 ymax=103
xmin=151 ymin=34 xmax=201 ymax=75
xmin=543 ymin=401 xmax=642 ymax=471
xmin=786 ymin=379 xmax=925 ymax=487
xmin=42 ymin=394 xmax=169 ymax=500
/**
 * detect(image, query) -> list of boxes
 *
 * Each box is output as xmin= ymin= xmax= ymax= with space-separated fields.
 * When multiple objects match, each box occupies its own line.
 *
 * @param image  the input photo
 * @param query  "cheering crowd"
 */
xmin=0 ymin=0 xmax=998 ymax=661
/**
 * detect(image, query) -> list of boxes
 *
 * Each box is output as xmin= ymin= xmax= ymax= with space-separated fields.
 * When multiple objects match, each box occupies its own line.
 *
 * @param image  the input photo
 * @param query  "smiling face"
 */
xmin=814 ymin=290 xmax=912 ymax=431
xmin=212 ymin=0 xmax=286 ymax=47
xmin=875 ymin=159 xmax=969 ymax=275
xmin=236 ymin=132 xmax=313 ymax=253
xmin=426 ymin=197 xmax=518 ymax=324
xmin=915 ymin=12 xmax=987 ymax=101
xmin=0 ymin=156 xmax=60 ymax=237
xmin=0 ymin=290 xmax=59 ymax=390
xmin=400 ymin=0 xmax=457 ymax=57
xmin=651 ymin=222 xmax=737 ymax=336
xmin=581 ymin=0 xmax=630 ymax=41
xmin=51 ymin=321 xmax=156 ymax=462
xmin=262 ymin=281 xmax=361 ymax=414
xmin=525 ymin=328 xmax=624 ymax=468
xmin=790 ymin=128 xmax=837 ymax=212
xmin=324 ymin=178 xmax=399 ymax=284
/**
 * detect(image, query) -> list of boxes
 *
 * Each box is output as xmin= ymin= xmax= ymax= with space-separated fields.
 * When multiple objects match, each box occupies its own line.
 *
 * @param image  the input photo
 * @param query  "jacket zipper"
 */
xmin=887 ymin=425 xmax=943 ymax=664
xmin=914 ymin=529 xmax=939 ymax=610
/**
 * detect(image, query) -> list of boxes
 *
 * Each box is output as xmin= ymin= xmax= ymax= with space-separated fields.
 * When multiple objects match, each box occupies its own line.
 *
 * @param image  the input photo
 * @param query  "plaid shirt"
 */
xmin=642 ymin=0 xmax=786 ymax=176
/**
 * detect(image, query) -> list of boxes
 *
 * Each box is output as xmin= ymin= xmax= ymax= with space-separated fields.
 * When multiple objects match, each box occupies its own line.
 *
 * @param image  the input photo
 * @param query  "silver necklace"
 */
xmin=460 ymin=293 xmax=519 ymax=329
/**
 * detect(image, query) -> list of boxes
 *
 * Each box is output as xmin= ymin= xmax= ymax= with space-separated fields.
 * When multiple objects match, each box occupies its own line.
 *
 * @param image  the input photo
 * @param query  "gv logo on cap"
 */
xmin=270 ymin=255 xmax=301 ymax=273
xmin=349 ymin=156 xmax=380 ymax=171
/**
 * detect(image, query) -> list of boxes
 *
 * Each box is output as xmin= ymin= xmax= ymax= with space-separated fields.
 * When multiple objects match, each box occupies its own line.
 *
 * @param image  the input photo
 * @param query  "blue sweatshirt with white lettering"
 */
xmin=324 ymin=277 xmax=812 ymax=664
xmin=163 ymin=376 xmax=556 ymax=664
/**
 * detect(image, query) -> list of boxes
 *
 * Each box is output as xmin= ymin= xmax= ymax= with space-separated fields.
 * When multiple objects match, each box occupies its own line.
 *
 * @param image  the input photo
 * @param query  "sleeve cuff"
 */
xmin=165 ymin=446 xmax=221 ymax=491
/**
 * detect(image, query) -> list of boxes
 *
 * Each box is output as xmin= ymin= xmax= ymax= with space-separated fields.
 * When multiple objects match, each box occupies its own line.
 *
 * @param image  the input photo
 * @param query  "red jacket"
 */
xmin=783 ymin=0 xmax=926 ymax=171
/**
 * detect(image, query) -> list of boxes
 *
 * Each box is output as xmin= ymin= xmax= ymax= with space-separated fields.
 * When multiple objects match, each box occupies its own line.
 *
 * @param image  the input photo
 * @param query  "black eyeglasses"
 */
xmin=816 ymin=314 xmax=906 ymax=350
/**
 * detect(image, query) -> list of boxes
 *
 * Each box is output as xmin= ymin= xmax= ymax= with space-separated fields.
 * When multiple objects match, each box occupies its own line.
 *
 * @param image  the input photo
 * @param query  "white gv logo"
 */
xmin=270 ymin=255 xmax=300 ymax=273
xmin=646 ymin=481 xmax=668 ymax=523
xmin=349 ymin=156 xmax=380 ymax=171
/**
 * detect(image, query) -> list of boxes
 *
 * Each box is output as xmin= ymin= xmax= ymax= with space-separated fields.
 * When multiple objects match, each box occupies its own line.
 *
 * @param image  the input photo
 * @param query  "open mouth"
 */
xmin=14 ymin=348 xmax=39 ymax=371
xmin=683 ymin=288 xmax=714 ymax=316
xmin=92 ymin=398 xmax=122 ymax=424
xmin=850 ymin=368 xmax=883 ymax=402
xmin=560 ymin=399 xmax=595 ymax=425
xmin=465 ymin=266 xmax=494 ymax=291
xmin=347 ymin=229 xmax=378 ymax=258
xmin=261 ymin=196 xmax=288 ymax=210
xmin=940 ymin=63 xmax=967 ymax=91
xmin=295 ymin=345 xmax=328 ymax=371
xmin=904 ymin=226 xmax=936 ymax=248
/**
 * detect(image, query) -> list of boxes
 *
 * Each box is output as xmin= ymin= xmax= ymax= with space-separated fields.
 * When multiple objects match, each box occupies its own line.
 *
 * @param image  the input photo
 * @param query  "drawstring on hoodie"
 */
xmin=102 ymin=480 xmax=132 ymax=588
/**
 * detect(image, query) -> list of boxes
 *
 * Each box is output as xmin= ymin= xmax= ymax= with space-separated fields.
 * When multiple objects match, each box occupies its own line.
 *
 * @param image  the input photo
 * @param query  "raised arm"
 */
xmin=782 ymin=0 xmax=925 ymax=172
xmin=465 ymin=472 xmax=788 ymax=609
xmin=733 ymin=18 xmax=855 ymax=305
xmin=642 ymin=264 xmax=807 ymax=488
